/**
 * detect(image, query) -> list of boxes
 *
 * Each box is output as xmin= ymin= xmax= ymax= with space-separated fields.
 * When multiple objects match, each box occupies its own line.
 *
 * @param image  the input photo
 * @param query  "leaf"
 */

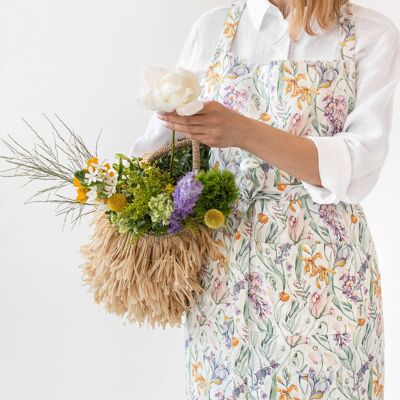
xmin=311 ymin=118 xmax=320 ymax=132
xmin=342 ymin=301 xmax=353 ymax=313
xmin=269 ymin=374 xmax=278 ymax=400
xmin=277 ymin=64 xmax=286 ymax=103
xmin=368 ymin=368 xmax=373 ymax=400
xmin=295 ymin=246 xmax=303 ymax=280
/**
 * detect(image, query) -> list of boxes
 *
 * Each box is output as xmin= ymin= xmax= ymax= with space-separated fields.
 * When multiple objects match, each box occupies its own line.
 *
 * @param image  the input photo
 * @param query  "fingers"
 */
xmin=157 ymin=112 xmax=207 ymax=126
xmin=161 ymin=121 xmax=206 ymax=135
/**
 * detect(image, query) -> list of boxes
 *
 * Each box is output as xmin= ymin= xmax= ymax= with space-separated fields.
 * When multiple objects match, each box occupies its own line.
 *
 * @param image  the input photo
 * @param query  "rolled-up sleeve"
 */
xmin=302 ymin=21 xmax=400 ymax=205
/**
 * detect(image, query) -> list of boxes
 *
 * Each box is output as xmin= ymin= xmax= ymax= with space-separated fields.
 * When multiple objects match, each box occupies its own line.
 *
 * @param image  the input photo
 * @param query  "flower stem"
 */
xmin=170 ymin=129 xmax=175 ymax=176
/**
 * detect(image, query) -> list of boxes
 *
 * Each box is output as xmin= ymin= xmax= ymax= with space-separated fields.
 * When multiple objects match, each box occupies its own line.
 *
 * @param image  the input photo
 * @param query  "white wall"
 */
xmin=0 ymin=1 xmax=398 ymax=399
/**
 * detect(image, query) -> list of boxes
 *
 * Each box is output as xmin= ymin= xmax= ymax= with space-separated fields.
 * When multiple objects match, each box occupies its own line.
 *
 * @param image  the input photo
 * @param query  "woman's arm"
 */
xmin=159 ymin=19 xmax=400 ymax=205
xmin=158 ymin=102 xmax=322 ymax=185
xmin=239 ymin=116 xmax=322 ymax=187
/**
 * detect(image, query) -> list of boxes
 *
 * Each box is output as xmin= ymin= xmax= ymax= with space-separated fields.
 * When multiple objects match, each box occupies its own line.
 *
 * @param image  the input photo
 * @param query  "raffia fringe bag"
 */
xmin=79 ymin=139 xmax=221 ymax=329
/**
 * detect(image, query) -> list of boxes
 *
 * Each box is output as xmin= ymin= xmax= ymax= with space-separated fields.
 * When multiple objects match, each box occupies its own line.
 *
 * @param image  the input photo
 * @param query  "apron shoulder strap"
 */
xmin=210 ymin=0 xmax=247 ymax=64
xmin=338 ymin=1 xmax=356 ymax=63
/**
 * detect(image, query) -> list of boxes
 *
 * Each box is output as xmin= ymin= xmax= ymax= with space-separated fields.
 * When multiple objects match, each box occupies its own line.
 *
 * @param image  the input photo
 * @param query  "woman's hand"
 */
xmin=157 ymin=100 xmax=253 ymax=148
xmin=157 ymin=100 xmax=322 ymax=187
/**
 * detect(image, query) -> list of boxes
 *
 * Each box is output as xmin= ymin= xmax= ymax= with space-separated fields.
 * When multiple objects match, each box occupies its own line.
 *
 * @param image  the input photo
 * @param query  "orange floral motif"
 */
xmin=279 ymin=292 xmax=290 ymax=302
xmin=351 ymin=214 xmax=358 ymax=224
xmin=258 ymin=213 xmax=269 ymax=224
xmin=283 ymin=66 xmax=319 ymax=110
xmin=259 ymin=113 xmax=271 ymax=123
xmin=372 ymin=270 xmax=382 ymax=298
xmin=211 ymin=251 xmax=228 ymax=273
xmin=301 ymin=247 xmax=336 ymax=288
xmin=276 ymin=377 xmax=300 ymax=400
xmin=223 ymin=21 xmax=239 ymax=38
xmin=205 ymin=62 xmax=222 ymax=93
xmin=372 ymin=369 xmax=384 ymax=399
xmin=191 ymin=361 xmax=208 ymax=396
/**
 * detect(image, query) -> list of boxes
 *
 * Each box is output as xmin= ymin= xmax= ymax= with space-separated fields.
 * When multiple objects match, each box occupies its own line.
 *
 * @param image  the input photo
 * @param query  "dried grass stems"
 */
xmin=0 ymin=114 xmax=101 ymax=229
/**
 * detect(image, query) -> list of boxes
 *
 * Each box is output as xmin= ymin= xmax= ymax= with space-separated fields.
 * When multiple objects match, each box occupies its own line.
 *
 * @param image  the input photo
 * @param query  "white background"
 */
xmin=0 ymin=1 xmax=398 ymax=399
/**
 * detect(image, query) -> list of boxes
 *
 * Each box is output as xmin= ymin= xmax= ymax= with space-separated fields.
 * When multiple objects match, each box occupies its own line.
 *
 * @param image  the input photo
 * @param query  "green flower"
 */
xmin=148 ymin=193 xmax=173 ymax=226
xmin=194 ymin=168 xmax=240 ymax=219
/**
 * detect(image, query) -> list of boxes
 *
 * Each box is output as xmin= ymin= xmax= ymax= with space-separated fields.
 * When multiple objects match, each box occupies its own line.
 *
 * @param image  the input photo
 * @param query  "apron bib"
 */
xmin=184 ymin=1 xmax=384 ymax=399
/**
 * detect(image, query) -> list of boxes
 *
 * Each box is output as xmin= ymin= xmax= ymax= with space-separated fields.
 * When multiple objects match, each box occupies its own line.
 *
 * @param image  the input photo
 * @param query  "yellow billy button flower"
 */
xmin=204 ymin=209 xmax=225 ymax=229
xmin=107 ymin=193 xmax=128 ymax=212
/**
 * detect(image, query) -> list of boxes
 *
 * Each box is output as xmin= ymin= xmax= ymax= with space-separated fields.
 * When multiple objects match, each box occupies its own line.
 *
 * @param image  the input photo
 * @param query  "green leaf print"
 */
xmin=348 ymin=96 xmax=356 ymax=114
xmin=235 ymin=345 xmax=250 ymax=376
xmin=277 ymin=63 xmax=285 ymax=103
xmin=320 ymin=123 xmax=329 ymax=135
xmin=368 ymin=368 xmax=374 ymax=400
xmin=311 ymin=118 xmax=319 ymax=132
xmin=295 ymin=246 xmax=303 ymax=281
xmin=251 ymin=93 xmax=261 ymax=110
xmin=269 ymin=374 xmax=278 ymax=400
xmin=243 ymin=299 xmax=249 ymax=324
xmin=361 ymin=323 xmax=373 ymax=353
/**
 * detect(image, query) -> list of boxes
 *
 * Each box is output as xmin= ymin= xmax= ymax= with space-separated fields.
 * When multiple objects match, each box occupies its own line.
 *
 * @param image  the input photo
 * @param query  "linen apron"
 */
xmin=184 ymin=1 xmax=385 ymax=399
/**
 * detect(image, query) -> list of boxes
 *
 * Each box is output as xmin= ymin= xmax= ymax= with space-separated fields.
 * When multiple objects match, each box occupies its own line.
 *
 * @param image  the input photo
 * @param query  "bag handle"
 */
xmin=141 ymin=138 xmax=201 ymax=172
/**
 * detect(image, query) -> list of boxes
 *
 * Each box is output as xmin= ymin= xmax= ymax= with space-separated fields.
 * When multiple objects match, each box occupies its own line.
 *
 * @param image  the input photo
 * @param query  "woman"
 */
xmin=130 ymin=0 xmax=400 ymax=398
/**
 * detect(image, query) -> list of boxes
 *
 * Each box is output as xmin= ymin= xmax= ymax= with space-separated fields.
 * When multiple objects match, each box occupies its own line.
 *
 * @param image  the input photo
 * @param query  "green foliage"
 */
xmin=74 ymin=170 xmax=87 ymax=184
xmin=194 ymin=168 xmax=240 ymax=219
xmin=107 ymin=158 xmax=173 ymax=238
xmin=104 ymin=153 xmax=240 ymax=239
xmin=148 ymin=193 xmax=173 ymax=225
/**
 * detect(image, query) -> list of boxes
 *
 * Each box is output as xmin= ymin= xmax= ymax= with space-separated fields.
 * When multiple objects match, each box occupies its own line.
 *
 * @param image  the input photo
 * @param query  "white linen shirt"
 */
xmin=129 ymin=0 xmax=400 ymax=205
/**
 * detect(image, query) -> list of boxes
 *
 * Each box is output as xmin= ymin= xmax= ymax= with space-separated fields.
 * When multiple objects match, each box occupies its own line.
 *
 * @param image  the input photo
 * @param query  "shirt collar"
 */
xmin=247 ymin=0 xmax=289 ymax=30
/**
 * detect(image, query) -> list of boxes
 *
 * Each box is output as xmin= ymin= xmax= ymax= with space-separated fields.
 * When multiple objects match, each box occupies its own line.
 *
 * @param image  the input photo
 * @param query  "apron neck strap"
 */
xmin=210 ymin=0 xmax=247 ymax=63
xmin=338 ymin=2 xmax=356 ymax=63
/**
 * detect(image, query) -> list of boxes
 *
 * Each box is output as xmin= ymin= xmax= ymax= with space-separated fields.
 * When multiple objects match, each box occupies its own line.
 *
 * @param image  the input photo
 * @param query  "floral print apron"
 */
xmin=184 ymin=1 xmax=385 ymax=399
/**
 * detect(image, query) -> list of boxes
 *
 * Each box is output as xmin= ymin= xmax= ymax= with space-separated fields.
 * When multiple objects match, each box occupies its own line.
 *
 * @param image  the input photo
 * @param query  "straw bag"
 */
xmin=79 ymin=139 xmax=221 ymax=328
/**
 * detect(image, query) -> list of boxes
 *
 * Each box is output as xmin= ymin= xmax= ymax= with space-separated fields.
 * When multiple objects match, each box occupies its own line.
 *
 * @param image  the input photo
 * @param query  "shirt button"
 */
xmin=240 ymin=157 xmax=261 ymax=171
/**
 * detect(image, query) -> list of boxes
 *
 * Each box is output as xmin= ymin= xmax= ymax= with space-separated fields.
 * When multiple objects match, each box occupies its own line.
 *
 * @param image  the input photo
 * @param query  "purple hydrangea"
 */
xmin=167 ymin=171 xmax=204 ymax=234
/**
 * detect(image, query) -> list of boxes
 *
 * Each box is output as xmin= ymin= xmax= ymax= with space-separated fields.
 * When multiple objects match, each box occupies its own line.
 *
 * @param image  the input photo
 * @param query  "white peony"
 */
xmin=137 ymin=66 xmax=204 ymax=116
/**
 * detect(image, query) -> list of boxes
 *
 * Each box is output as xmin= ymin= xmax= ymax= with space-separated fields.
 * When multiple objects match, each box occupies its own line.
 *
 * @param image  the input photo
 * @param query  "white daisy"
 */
xmin=85 ymin=165 xmax=99 ymax=185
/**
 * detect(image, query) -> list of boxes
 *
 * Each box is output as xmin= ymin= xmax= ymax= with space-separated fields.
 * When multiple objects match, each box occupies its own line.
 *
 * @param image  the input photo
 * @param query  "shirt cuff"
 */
xmin=301 ymin=135 xmax=352 ymax=204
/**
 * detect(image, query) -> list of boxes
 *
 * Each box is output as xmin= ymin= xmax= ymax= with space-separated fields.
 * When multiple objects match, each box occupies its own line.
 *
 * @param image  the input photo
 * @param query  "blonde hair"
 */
xmin=286 ymin=0 xmax=350 ymax=40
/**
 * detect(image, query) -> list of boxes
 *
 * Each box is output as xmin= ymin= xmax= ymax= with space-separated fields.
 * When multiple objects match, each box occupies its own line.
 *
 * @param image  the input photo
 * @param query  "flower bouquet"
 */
xmin=0 ymin=67 xmax=240 ymax=328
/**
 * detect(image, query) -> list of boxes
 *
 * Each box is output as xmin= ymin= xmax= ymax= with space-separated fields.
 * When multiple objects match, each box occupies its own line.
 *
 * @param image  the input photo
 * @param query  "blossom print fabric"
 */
xmin=184 ymin=1 xmax=385 ymax=399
